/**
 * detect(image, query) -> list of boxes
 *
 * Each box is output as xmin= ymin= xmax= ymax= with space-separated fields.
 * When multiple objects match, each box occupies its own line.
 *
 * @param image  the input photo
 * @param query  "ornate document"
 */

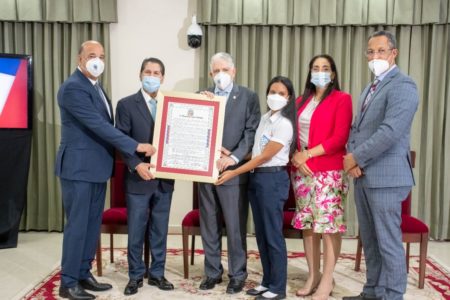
xmin=151 ymin=91 xmax=225 ymax=183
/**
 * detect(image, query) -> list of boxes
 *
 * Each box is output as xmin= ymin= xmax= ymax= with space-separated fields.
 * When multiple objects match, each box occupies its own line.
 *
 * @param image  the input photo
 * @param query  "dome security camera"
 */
xmin=187 ymin=15 xmax=203 ymax=49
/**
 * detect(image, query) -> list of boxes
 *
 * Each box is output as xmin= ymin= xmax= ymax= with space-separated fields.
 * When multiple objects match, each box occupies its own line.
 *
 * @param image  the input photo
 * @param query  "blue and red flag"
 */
xmin=0 ymin=57 xmax=29 ymax=128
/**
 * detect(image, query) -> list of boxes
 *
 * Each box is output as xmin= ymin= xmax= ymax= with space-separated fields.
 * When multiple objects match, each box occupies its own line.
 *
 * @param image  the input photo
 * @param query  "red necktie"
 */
xmin=361 ymin=78 xmax=380 ymax=112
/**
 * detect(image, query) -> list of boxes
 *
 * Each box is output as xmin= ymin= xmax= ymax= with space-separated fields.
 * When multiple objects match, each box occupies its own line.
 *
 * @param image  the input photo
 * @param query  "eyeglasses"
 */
xmin=364 ymin=48 xmax=393 ymax=57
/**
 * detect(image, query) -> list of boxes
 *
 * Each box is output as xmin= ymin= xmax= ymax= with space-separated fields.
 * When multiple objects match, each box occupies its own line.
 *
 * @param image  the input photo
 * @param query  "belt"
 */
xmin=250 ymin=166 xmax=286 ymax=173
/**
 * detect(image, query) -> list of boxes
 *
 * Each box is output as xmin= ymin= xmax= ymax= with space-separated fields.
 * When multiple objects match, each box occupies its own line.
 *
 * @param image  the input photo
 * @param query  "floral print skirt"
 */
xmin=291 ymin=169 xmax=349 ymax=234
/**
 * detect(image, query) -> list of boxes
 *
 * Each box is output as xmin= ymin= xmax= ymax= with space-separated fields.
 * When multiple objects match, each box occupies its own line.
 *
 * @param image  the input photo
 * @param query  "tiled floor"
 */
xmin=1 ymin=232 xmax=449 ymax=299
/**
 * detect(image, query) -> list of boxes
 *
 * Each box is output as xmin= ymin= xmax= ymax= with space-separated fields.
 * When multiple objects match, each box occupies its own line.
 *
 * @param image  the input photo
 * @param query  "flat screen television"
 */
xmin=0 ymin=54 xmax=33 ymax=129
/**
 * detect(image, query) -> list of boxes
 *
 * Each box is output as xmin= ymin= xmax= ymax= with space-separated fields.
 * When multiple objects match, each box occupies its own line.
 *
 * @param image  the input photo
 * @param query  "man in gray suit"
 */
xmin=343 ymin=31 xmax=419 ymax=300
xmin=198 ymin=52 xmax=261 ymax=294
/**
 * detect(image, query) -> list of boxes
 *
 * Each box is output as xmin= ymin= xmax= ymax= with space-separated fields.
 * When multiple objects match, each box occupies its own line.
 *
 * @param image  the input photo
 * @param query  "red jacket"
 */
xmin=296 ymin=89 xmax=353 ymax=172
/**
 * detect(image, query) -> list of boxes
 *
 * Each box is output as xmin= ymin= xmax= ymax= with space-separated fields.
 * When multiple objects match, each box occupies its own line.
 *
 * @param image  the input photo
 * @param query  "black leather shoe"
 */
xmin=246 ymin=287 xmax=268 ymax=296
xmin=255 ymin=293 xmax=286 ymax=300
xmin=59 ymin=285 xmax=95 ymax=300
xmin=226 ymin=278 xmax=245 ymax=294
xmin=343 ymin=293 xmax=382 ymax=300
xmin=124 ymin=278 xmax=143 ymax=295
xmin=148 ymin=276 xmax=174 ymax=290
xmin=199 ymin=277 xmax=223 ymax=290
xmin=79 ymin=275 xmax=112 ymax=291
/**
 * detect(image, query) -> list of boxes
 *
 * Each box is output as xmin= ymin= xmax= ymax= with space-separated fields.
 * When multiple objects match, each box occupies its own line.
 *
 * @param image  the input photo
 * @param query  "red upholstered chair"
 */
xmin=95 ymin=153 xmax=149 ymax=276
xmin=354 ymin=151 xmax=429 ymax=288
xmin=181 ymin=171 xmax=301 ymax=279
xmin=181 ymin=182 xmax=216 ymax=279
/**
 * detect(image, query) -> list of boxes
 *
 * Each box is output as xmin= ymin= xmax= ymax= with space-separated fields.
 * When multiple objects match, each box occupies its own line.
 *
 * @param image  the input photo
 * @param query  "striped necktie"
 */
xmin=361 ymin=78 xmax=380 ymax=112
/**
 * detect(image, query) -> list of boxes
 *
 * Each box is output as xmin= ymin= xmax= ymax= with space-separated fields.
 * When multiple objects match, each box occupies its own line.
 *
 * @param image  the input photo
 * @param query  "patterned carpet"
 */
xmin=23 ymin=248 xmax=449 ymax=299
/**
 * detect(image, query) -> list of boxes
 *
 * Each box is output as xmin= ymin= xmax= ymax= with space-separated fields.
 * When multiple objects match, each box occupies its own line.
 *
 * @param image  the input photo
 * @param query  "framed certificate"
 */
xmin=150 ymin=91 xmax=226 ymax=183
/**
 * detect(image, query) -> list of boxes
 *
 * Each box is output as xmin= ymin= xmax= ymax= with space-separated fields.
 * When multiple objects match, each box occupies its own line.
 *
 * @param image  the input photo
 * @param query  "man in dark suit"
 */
xmin=343 ymin=31 xmax=419 ymax=300
xmin=115 ymin=58 xmax=175 ymax=295
xmin=55 ymin=41 xmax=155 ymax=300
xmin=198 ymin=52 xmax=261 ymax=294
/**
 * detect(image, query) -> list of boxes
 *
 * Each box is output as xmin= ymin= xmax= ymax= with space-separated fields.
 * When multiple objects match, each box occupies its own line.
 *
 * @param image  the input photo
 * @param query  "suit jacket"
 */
xmin=296 ymin=90 xmax=353 ymax=172
xmin=207 ymin=84 xmax=261 ymax=185
xmin=348 ymin=66 xmax=419 ymax=188
xmin=115 ymin=90 xmax=174 ymax=194
xmin=55 ymin=69 xmax=137 ymax=183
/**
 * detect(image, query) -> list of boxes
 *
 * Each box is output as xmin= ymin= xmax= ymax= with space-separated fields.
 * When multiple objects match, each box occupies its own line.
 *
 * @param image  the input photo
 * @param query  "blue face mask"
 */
xmin=310 ymin=72 xmax=332 ymax=88
xmin=142 ymin=76 xmax=161 ymax=93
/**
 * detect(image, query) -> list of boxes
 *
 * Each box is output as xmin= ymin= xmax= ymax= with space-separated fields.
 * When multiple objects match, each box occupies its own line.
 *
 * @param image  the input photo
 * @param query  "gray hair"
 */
xmin=368 ymin=30 xmax=397 ymax=49
xmin=209 ymin=52 xmax=235 ymax=71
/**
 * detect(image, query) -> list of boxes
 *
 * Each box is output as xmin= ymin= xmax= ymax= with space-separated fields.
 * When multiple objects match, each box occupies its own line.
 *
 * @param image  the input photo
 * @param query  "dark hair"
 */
xmin=265 ymin=76 xmax=297 ymax=156
xmin=368 ymin=30 xmax=397 ymax=49
xmin=140 ymin=57 xmax=165 ymax=76
xmin=298 ymin=54 xmax=340 ymax=109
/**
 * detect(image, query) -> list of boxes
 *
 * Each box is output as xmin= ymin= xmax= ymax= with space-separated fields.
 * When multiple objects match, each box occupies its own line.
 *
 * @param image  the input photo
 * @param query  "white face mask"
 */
xmin=368 ymin=59 xmax=389 ymax=77
xmin=267 ymin=94 xmax=288 ymax=111
xmin=86 ymin=57 xmax=105 ymax=78
xmin=310 ymin=72 xmax=332 ymax=88
xmin=213 ymin=72 xmax=232 ymax=90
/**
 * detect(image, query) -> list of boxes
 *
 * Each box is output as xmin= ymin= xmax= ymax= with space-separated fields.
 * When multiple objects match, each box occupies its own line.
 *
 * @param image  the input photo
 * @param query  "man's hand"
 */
xmin=200 ymin=90 xmax=215 ymax=99
xmin=347 ymin=166 xmax=363 ymax=178
xmin=343 ymin=153 xmax=357 ymax=172
xmin=215 ymin=170 xmax=236 ymax=185
xmin=216 ymin=156 xmax=236 ymax=172
xmin=220 ymin=147 xmax=231 ymax=157
xmin=135 ymin=163 xmax=155 ymax=181
xmin=136 ymin=143 xmax=156 ymax=157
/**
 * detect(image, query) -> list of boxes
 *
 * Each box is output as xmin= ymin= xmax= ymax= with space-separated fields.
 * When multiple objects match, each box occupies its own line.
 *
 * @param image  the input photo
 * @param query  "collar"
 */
xmin=376 ymin=64 xmax=397 ymax=82
xmin=77 ymin=66 xmax=97 ymax=85
xmin=264 ymin=110 xmax=283 ymax=123
xmin=214 ymin=82 xmax=234 ymax=95
xmin=140 ymin=88 xmax=155 ymax=102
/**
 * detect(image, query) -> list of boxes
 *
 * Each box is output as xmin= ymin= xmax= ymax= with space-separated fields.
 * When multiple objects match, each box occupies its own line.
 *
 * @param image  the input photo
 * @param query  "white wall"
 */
xmin=110 ymin=0 xmax=200 ymax=233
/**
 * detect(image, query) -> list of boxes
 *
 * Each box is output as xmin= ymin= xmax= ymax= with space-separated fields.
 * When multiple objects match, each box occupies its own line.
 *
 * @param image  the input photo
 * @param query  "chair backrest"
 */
xmin=401 ymin=151 xmax=416 ymax=216
xmin=110 ymin=152 xmax=127 ymax=208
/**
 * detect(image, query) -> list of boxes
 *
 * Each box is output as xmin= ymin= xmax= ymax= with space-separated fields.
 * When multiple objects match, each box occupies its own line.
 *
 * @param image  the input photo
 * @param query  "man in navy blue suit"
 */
xmin=55 ymin=41 xmax=155 ymax=300
xmin=115 ymin=58 xmax=175 ymax=295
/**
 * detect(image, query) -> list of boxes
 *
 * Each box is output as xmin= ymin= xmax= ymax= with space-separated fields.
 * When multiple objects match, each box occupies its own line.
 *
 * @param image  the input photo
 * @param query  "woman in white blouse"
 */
xmin=216 ymin=76 xmax=296 ymax=300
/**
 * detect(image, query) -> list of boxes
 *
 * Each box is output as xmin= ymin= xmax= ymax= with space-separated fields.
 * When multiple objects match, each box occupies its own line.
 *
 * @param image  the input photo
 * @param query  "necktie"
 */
xmin=149 ymin=98 xmax=157 ymax=120
xmin=216 ymin=90 xmax=229 ymax=102
xmin=95 ymin=83 xmax=111 ymax=118
xmin=361 ymin=78 xmax=380 ymax=112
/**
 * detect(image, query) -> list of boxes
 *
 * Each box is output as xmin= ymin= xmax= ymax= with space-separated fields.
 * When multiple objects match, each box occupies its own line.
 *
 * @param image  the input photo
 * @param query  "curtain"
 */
xmin=198 ymin=24 xmax=450 ymax=239
xmin=0 ymin=21 xmax=112 ymax=231
xmin=198 ymin=0 xmax=450 ymax=26
xmin=0 ymin=0 xmax=117 ymax=23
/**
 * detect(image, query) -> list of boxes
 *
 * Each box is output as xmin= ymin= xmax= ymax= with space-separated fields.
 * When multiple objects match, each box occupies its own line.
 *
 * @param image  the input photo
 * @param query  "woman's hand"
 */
xmin=215 ymin=170 xmax=236 ymax=185
xmin=291 ymin=150 xmax=309 ymax=168
xmin=298 ymin=163 xmax=313 ymax=177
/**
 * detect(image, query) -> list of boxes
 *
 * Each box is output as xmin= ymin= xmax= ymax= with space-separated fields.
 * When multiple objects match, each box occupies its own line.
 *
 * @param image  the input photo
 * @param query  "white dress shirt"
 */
xmin=252 ymin=110 xmax=293 ymax=167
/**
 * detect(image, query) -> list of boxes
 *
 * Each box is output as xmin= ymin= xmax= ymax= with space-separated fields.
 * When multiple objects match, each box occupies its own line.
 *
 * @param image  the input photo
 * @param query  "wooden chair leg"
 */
xmin=190 ymin=234 xmax=195 ymax=265
xmin=182 ymin=227 xmax=189 ymax=279
xmin=96 ymin=237 xmax=103 ymax=276
xmin=418 ymin=233 xmax=428 ymax=289
xmin=355 ymin=235 xmax=363 ymax=271
xmin=405 ymin=242 xmax=410 ymax=273
xmin=110 ymin=234 xmax=114 ymax=263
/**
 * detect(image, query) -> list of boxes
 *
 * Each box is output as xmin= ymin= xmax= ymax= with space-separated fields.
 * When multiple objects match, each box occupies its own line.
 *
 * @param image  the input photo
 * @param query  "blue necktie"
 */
xmin=95 ymin=83 xmax=111 ymax=118
xmin=149 ymin=98 xmax=157 ymax=120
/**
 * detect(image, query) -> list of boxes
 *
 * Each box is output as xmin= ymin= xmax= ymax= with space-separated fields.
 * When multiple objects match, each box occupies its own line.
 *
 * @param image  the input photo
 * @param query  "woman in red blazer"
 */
xmin=290 ymin=54 xmax=353 ymax=300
